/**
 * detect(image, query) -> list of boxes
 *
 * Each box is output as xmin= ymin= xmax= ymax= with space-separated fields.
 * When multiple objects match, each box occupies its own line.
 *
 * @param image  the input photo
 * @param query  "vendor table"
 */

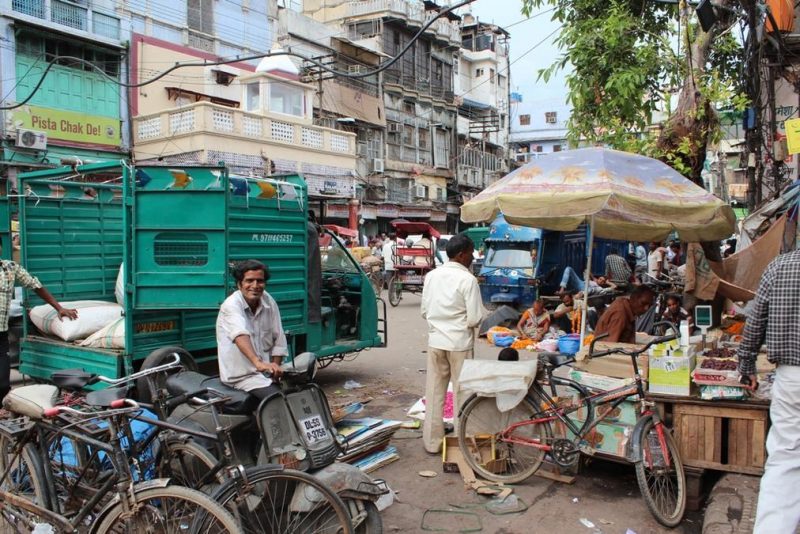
xmin=648 ymin=393 xmax=770 ymax=476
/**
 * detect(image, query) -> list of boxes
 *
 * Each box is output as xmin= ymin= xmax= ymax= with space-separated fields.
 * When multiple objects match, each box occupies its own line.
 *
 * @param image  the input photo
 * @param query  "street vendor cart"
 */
xmin=387 ymin=221 xmax=440 ymax=306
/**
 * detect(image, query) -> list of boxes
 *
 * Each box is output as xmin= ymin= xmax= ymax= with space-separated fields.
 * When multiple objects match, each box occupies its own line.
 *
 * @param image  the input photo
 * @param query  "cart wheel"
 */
xmin=136 ymin=346 xmax=197 ymax=403
xmin=388 ymin=274 xmax=402 ymax=307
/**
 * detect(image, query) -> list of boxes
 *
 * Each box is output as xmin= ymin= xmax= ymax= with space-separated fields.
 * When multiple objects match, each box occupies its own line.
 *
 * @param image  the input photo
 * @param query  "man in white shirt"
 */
xmin=420 ymin=234 xmax=485 ymax=454
xmin=381 ymin=233 xmax=397 ymax=290
xmin=216 ymin=260 xmax=286 ymax=400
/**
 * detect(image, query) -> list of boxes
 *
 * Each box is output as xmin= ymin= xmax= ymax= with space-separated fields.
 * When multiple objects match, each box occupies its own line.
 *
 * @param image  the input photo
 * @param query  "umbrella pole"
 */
xmin=580 ymin=216 xmax=595 ymax=347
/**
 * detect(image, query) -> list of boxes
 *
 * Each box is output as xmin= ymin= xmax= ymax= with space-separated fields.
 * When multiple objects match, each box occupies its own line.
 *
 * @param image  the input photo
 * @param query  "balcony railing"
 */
xmin=347 ymin=0 xmax=460 ymax=45
xmin=134 ymin=102 xmax=356 ymax=156
xmin=10 ymin=0 xmax=121 ymax=40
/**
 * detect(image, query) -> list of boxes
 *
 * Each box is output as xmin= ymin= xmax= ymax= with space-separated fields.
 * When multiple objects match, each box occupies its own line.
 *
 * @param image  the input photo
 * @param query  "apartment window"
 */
xmin=545 ymin=111 xmax=558 ymax=124
xmin=475 ymin=68 xmax=484 ymax=77
xmin=403 ymin=101 xmax=415 ymax=114
xmin=535 ymin=145 xmax=543 ymax=152
xmin=489 ymin=68 xmax=495 ymax=84
xmin=418 ymin=128 xmax=430 ymax=150
xmin=553 ymin=144 xmax=562 ymax=152
xmin=436 ymin=187 xmax=445 ymax=201
xmin=188 ymin=0 xmax=214 ymax=34
xmin=402 ymin=124 xmax=415 ymax=146
xmin=519 ymin=114 xmax=530 ymax=126
xmin=245 ymin=82 xmax=261 ymax=111
xmin=270 ymin=82 xmax=304 ymax=116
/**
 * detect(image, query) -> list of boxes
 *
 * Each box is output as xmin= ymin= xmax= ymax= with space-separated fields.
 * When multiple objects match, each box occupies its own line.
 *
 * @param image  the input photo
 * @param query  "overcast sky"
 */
xmin=463 ymin=0 xmax=568 ymax=105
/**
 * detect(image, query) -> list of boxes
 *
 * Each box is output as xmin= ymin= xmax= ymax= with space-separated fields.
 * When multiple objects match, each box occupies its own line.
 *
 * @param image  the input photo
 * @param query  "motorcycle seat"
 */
xmin=165 ymin=371 xmax=256 ymax=416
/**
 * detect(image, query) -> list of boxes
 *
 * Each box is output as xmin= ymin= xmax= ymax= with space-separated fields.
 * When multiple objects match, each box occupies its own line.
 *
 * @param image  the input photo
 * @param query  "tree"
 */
xmin=526 ymin=0 xmax=746 ymax=186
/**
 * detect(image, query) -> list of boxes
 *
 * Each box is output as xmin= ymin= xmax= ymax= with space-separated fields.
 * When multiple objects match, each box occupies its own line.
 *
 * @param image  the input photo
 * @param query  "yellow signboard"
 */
xmin=785 ymin=117 xmax=800 ymax=155
xmin=10 ymin=105 xmax=121 ymax=147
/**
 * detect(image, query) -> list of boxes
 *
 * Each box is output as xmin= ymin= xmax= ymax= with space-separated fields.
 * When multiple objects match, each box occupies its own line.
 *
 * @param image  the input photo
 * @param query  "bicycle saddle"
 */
xmin=165 ymin=371 xmax=256 ymax=416
xmin=51 ymin=368 xmax=97 ymax=390
xmin=539 ymin=352 xmax=575 ymax=368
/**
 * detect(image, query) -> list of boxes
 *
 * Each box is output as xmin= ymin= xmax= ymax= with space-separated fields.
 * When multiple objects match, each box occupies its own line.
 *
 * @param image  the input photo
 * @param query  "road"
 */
xmin=315 ymin=292 xmax=704 ymax=534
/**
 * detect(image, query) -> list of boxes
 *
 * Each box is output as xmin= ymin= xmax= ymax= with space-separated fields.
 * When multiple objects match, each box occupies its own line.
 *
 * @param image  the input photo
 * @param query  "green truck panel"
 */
xmin=18 ymin=163 xmax=384 ymax=381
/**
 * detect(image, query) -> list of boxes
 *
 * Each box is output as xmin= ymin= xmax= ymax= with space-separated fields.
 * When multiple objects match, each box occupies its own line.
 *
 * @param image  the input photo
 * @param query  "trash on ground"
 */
xmin=343 ymin=380 xmax=364 ymax=390
xmin=626 ymin=530 xmax=638 ymax=534
xmin=376 ymin=487 xmax=396 ymax=511
xmin=407 ymin=384 xmax=454 ymax=423
xmin=572 ymin=497 xmax=579 ymax=503
xmin=579 ymin=518 xmax=596 ymax=528
xmin=485 ymin=494 xmax=529 ymax=515
xmin=599 ymin=519 xmax=614 ymax=525
xmin=418 ymin=470 xmax=438 ymax=478
xmin=400 ymin=420 xmax=421 ymax=429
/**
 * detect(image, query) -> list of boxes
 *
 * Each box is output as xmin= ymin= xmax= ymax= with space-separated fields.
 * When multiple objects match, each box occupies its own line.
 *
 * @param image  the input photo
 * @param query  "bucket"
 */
xmin=558 ymin=334 xmax=581 ymax=355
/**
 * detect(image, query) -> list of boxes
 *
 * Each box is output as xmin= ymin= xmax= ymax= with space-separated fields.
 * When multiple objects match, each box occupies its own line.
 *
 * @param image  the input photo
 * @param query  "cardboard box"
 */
xmin=573 ymin=349 xmax=649 ymax=380
xmin=566 ymin=369 xmax=634 ymax=392
xmin=564 ymin=416 xmax=634 ymax=458
xmin=445 ymin=434 xmax=506 ymax=475
xmin=649 ymin=354 xmax=696 ymax=396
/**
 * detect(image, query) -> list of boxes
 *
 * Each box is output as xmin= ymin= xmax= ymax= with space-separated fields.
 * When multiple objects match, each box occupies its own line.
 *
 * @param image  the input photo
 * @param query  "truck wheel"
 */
xmin=136 ymin=346 xmax=197 ymax=403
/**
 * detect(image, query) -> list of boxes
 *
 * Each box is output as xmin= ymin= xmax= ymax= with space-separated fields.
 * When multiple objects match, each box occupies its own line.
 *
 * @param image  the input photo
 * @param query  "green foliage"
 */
xmin=522 ymin=0 xmax=746 ymax=157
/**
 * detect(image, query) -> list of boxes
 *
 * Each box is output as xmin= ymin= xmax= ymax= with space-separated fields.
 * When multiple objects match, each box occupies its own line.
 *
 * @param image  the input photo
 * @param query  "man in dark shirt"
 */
xmin=593 ymin=286 xmax=655 ymax=343
xmin=737 ymin=250 xmax=800 ymax=532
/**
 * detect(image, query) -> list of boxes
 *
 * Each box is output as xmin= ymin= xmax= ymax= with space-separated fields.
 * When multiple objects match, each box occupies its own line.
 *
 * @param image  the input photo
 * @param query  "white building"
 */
xmin=510 ymin=96 xmax=571 ymax=164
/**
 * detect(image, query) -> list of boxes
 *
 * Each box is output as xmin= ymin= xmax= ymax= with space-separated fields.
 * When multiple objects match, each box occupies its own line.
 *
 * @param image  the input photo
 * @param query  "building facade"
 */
xmin=509 ymin=96 xmax=570 ymax=165
xmin=304 ymin=0 xmax=462 ymax=233
xmin=454 ymin=14 xmax=510 ymax=229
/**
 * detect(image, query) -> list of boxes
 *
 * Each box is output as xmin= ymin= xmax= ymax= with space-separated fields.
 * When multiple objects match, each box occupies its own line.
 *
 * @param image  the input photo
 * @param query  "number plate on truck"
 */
xmin=300 ymin=415 xmax=330 ymax=444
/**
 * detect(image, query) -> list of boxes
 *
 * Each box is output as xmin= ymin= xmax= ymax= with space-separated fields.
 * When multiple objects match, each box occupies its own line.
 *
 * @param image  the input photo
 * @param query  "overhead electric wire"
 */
xmin=0 ymin=0 xmax=475 ymax=110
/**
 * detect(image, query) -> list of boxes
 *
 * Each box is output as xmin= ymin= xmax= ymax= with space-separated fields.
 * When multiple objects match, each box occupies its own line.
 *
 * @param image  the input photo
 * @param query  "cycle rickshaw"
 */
xmin=387 ymin=222 xmax=440 ymax=306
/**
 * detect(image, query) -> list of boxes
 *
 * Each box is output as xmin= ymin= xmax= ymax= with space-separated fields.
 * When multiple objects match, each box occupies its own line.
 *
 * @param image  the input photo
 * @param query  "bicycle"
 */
xmin=457 ymin=323 xmax=687 ymax=527
xmin=45 ymin=356 xmax=355 ymax=534
xmin=0 ymin=392 xmax=242 ymax=533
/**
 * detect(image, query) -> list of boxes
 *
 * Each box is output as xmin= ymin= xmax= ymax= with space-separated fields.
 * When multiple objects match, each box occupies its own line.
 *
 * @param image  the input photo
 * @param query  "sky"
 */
xmin=462 ymin=0 xmax=569 ymax=106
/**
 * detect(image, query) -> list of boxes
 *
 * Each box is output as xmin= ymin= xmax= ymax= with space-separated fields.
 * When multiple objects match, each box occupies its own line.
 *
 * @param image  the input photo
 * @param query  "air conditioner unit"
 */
xmin=415 ymin=184 xmax=427 ymax=198
xmin=16 ymin=129 xmax=47 ymax=150
xmin=372 ymin=158 xmax=384 ymax=173
xmin=387 ymin=123 xmax=402 ymax=133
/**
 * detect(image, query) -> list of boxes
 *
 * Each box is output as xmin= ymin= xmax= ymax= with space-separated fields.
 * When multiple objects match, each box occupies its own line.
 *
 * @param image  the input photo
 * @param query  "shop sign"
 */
xmin=430 ymin=211 xmax=446 ymax=222
xmin=401 ymin=208 xmax=431 ymax=218
xmin=361 ymin=205 xmax=377 ymax=220
xmin=325 ymin=203 xmax=350 ymax=218
xmin=305 ymin=174 xmax=356 ymax=198
xmin=10 ymin=105 xmax=121 ymax=147
xmin=377 ymin=205 xmax=399 ymax=218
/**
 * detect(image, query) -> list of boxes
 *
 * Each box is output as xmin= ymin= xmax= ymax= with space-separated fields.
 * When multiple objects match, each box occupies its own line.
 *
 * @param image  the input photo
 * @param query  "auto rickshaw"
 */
xmin=388 ymin=221 xmax=440 ymax=306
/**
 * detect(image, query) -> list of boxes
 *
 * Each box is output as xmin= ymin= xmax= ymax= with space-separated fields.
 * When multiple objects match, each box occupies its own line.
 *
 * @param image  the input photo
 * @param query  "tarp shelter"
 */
xmin=738 ymin=180 xmax=799 ymax=251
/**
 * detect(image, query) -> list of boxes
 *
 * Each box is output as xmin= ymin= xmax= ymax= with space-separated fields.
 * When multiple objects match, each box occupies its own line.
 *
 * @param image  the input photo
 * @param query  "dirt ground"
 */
xmin=315 ymin=293 xmax=704 ymax=534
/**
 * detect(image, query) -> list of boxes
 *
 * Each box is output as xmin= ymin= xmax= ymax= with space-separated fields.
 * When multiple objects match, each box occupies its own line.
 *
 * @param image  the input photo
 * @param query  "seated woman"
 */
xmin=517 ymin=299 xmax=550 ymax=341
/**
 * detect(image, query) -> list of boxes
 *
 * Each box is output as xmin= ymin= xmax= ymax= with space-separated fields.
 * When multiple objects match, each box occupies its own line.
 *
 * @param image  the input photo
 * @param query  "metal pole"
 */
xmin=579 ymin=216 xmax=595 ymax=347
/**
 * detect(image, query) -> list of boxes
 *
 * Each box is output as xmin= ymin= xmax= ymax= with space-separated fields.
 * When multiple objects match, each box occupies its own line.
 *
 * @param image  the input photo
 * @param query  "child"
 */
xmin=498 ymin=348 xmax=519 ymax=361
xmin=517 ymin=299 xmax=551 ymax=341
xmin=662 ymin=295 xmax=691 ymax=327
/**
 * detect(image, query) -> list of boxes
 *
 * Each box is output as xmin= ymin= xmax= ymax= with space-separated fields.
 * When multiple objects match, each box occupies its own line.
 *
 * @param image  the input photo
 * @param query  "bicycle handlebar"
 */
xmin=94 ymin=354 xmax=183 ymax=386
xmin=588 ymin=321 xmax=679 ymax=358
xmin=43 ymin=398 xmax=141 ymax=419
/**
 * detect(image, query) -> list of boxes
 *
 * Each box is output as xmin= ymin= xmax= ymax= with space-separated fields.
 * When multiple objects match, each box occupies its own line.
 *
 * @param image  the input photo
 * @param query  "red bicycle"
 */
xmin=457 ymin=323 xmax=686 ymax=527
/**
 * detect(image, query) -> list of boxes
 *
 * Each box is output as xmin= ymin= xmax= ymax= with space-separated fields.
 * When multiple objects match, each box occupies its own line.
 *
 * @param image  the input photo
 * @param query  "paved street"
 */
xmin=315 ymin=292 xmax=704 ymax=533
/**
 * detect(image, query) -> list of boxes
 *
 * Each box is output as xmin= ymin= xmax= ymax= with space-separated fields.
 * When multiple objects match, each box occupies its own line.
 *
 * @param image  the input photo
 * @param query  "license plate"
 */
xmin=300 ymin=415 xmax=330 ymax=444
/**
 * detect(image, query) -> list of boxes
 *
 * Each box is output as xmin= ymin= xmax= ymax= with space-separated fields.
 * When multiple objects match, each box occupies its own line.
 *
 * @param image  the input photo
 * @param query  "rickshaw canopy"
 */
xmin=390 ymin=221 xmax=441 ymax=239
xmin=323 ymin=224 xmax=358 ymax=238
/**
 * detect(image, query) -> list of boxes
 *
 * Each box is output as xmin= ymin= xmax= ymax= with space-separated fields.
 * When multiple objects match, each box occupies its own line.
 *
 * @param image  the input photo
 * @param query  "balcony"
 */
xmin=8 ymin=0 xmax=121 ymax=42
xmin=347 ymin=0 xmax=461 ymax=46
xmin=134 ymin=102 xmax=356 ymax=169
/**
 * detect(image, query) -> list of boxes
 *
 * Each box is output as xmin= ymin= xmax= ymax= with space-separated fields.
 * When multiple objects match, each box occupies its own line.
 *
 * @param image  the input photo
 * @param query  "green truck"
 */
xmin=18 ymin=162 xmax=386 ymax=381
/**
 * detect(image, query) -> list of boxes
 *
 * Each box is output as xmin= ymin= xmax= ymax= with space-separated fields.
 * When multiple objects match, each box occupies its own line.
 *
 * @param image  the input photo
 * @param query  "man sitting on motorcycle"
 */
xmin=216 ymin=259 xmax=285 ymax=400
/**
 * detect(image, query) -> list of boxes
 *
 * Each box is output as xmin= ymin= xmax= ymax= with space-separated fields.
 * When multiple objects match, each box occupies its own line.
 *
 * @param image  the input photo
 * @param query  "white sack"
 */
xmin=29 ymin=300 xmax=122 ymax=342
xmin=115 ymin=264 xmax=125 ymax=306
xmin=458 ymin=359 xmax=538 ymax=412
xmin=79 ymin=317 xmax=125 ymax=349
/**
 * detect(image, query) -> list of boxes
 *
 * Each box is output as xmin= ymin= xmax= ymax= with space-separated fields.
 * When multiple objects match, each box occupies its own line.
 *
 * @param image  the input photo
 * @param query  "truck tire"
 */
xmin=136 ymin=346 xmax=197 ymax=403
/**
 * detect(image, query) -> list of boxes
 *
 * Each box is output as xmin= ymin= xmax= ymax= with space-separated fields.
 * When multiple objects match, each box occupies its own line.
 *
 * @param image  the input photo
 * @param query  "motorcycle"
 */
xmin=148 ymin=352 xmax=386 ymax=533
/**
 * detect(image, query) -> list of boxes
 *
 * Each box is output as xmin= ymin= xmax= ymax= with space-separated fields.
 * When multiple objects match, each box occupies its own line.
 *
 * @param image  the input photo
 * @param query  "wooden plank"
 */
xmin=714 ymin=417 xmax=723 ymax=463
xmin=752 ymin=419 xmax=766 ymax=468
xmin=687 ymin=415 xmax=699 ymax=463
xmin=674 ymin=404 xmax=765 ymax=421
xmin=685 ymin=458 xmax=764 ymax=475
xmin=678 ymin=413 xmax=691 ymax=460
xmin=704 ymin=416 xmax=717 ymax=462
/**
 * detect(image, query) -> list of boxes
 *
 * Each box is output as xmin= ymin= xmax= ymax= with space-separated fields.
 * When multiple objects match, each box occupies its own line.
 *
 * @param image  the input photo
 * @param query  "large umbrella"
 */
xmin=461 ymin=147 xmax=736 ymax=344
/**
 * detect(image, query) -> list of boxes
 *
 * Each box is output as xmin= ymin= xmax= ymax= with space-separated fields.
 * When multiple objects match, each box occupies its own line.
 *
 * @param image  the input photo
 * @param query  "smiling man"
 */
xmin=216 ymin=259 xmax=285 ymax=400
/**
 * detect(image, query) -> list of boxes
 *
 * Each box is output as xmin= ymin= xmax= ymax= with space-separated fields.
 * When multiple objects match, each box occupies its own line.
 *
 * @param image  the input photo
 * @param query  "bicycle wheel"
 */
xmin=95 ymin=484 xmax=242 ymax=534
xmin=458 ymin=395 xmax=551 ymax=484
xmin=0 ymin=436 xmax=51 ymax=533
xmin=211 ymin=466 xmax=353 ymax=534
xmin=387 ymin=274 xmax=401 ymax=307
xmin=634 ymin=418 xmax=686 ymax=527
xmin=158 ymin=438 xmax=226 ymax=494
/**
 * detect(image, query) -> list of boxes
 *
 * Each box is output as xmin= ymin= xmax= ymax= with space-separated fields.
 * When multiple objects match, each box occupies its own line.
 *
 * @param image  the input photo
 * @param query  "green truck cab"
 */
xmin=18 ymin=162 xmax=386 ymax=381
